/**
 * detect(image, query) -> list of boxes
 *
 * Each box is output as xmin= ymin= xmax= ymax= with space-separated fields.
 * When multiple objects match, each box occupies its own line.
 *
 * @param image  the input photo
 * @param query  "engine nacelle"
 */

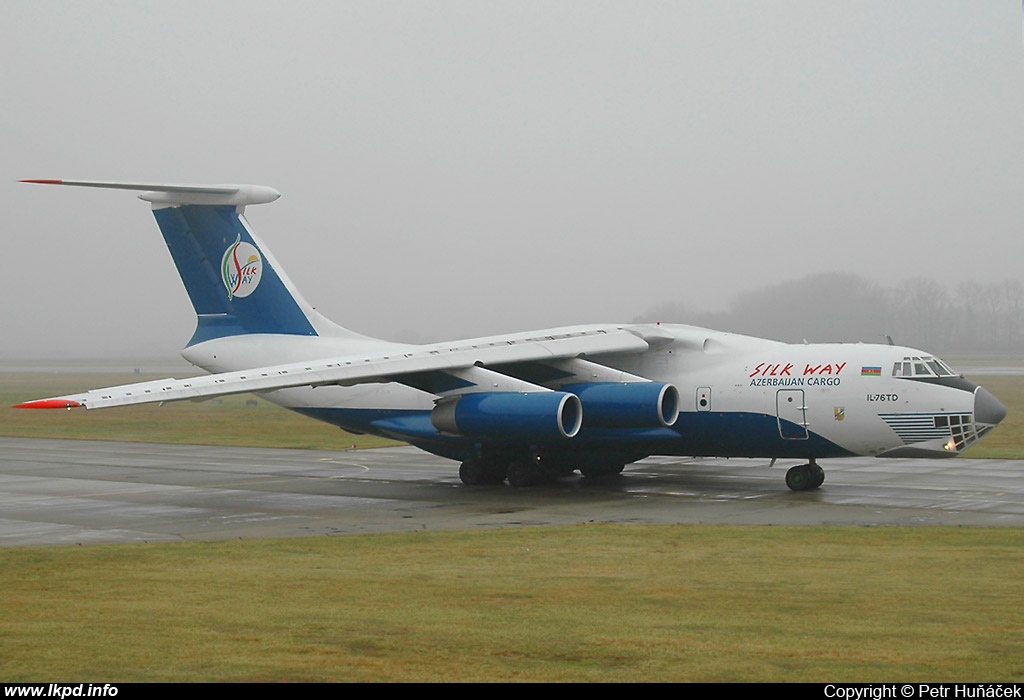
xmin=563 ymin=382 xmax=679 ymax=428
xmin=430 ymin=391 xmax=582 ymax=440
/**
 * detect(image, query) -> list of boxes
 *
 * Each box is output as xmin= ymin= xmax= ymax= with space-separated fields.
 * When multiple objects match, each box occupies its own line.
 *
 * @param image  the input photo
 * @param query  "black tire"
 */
xmin=785 ymin=465 xmax=812 ymax=491
xmin=810 ymin=464 xmax=825 ymax=489
xmin=481 ymin=458 xmax=509 ymax=484
xmin=506 ymin=459 xmax=536 ymax=488
xmin=459 ymin=459 xmax=484 ymax=485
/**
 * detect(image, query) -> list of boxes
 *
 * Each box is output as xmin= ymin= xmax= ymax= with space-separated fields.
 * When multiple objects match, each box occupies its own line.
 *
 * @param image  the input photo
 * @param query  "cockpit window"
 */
xmin=927 ymin=360 xmax=954 ymax=376
xmin=892 ymin=356 xmax=957 ymax=378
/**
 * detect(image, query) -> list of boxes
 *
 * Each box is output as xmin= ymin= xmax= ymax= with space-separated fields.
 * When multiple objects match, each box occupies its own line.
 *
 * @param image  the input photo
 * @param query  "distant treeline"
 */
xmin=635 ymin=273 xmax=1023 ymax=355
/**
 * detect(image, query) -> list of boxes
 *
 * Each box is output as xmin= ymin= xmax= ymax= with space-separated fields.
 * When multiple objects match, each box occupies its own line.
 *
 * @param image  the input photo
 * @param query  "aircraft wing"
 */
xmin=15 ymin=325 xmax=657 ymax=410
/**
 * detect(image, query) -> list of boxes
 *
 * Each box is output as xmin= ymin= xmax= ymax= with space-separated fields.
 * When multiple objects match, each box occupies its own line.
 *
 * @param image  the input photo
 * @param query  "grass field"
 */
xmin=1 ymin=370 xmax=1021 ymax=681
xmin=2 ymin=524 xmax=1022 ymax=682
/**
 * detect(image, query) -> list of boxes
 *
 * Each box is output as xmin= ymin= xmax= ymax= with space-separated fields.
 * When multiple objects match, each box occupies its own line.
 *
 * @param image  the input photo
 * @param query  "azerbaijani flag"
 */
xmin=861 ymin=366 xmax=882 ymax=377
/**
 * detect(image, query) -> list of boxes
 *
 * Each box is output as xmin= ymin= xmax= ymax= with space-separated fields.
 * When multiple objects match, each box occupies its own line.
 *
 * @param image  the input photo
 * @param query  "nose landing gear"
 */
xmin=785 ymin=459 xmax=825 ymax=491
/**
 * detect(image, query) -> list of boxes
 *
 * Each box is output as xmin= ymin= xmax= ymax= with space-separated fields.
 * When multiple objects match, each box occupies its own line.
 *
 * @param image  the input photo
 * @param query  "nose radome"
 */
xmin=974 ymin=386 xmax=1007 ymax=426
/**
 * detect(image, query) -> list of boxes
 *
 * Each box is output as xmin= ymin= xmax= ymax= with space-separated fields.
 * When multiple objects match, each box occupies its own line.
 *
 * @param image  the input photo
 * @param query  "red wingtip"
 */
xmin=14 ymin=399 xmax=81 ymax=409
xmin=20 ymin=179 xmax=63 ymax=184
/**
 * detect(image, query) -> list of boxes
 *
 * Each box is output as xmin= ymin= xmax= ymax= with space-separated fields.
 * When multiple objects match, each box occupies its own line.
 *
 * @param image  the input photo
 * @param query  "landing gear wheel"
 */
xmin=481 ymin=458 xmax=510 ymax=484
xmin=810 ymin=463 xmax=825 ymax=489
xmin=460 ymin=458 xmax=509 ymax=485
xmin=785 ymin=462 xmax=824 ymax=491
xmin=459 ymin=459 xmax=485 ymax=485
xmin=506 ymin=459 xmax=537 ymax=488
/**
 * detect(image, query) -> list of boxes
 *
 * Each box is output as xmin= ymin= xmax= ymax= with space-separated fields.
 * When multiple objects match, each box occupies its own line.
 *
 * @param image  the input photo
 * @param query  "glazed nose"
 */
xmin=974 ymin=386 xmax=1007 ymax=426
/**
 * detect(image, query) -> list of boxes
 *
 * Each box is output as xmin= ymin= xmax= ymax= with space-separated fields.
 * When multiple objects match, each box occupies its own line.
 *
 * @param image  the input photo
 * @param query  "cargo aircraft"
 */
xmin=15 ymin=180 xmax=1007 ymax=489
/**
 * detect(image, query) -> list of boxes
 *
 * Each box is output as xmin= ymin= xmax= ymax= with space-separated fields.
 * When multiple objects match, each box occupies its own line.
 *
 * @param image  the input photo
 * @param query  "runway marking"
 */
xmin=318 ymin=457 xmax=371 ymax=476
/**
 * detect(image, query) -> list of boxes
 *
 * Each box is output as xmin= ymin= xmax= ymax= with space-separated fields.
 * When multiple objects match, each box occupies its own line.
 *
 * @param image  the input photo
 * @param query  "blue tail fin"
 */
xmin=153 ymin=203 xmax=319 ymax=345
xmin=20 ymin=179 xmax=361 ymax=347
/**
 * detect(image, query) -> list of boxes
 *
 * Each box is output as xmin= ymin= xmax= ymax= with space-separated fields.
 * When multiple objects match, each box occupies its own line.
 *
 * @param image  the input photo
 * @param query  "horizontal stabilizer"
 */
xmin=20 ymin=179 xmax=280 ymax=206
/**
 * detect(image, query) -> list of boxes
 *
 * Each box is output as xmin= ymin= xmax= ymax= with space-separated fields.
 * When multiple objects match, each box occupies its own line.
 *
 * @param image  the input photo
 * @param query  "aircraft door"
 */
xmin=776 ymin=389 xmax=808 ymax=440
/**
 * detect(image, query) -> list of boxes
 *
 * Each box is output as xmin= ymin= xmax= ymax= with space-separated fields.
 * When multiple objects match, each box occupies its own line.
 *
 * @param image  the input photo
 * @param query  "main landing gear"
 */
xmin=458 ymin=455 xmax=624 ymax=487
xmin=459 ymin=456 xmax=560 ymax=487
xmin=458 ymin=457 xmax=508 ymax=486
xmin=784 ymin=459 xmax=825 ymax=491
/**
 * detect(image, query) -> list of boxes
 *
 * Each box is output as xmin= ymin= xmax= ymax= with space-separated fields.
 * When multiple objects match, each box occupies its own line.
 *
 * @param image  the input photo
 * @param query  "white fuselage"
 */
xmin=179 ymin=322 xmax=986 ymax=460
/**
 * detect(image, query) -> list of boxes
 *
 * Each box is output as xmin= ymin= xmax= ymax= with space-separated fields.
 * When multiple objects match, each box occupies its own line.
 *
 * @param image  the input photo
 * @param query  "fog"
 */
xmin=636 ymin=272 xmax=1024 ymax=355
xmin=3 ymin=2 xmax=1022 ymax=360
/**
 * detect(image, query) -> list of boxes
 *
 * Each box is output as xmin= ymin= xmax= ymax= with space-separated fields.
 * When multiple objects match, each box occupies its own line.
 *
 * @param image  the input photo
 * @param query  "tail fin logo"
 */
xmin=220 ymin=235 xmax=263 ymax=300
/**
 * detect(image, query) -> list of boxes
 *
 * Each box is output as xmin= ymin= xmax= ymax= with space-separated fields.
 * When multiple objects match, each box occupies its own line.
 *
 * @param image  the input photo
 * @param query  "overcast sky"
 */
xmin=3 ymin=1 xmax=1023 ymax=360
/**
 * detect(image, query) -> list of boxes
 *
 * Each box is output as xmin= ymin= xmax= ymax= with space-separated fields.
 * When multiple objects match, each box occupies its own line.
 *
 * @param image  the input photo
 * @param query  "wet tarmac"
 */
xmin=1 ymin=436 xmax=1021 ymax=546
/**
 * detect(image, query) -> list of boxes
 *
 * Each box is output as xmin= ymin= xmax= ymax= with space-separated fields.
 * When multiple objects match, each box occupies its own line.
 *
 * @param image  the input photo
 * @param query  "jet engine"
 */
xmin=562 ymin=382 xmax=679 ymax=428
xmin=430 ymin=391 xmax=583 ymax=440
